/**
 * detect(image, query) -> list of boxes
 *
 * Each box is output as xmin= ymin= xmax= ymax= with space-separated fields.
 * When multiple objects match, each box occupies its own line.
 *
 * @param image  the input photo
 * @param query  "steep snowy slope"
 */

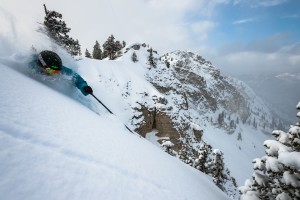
xmin=0 ymin=60 xmax=229 ymax=200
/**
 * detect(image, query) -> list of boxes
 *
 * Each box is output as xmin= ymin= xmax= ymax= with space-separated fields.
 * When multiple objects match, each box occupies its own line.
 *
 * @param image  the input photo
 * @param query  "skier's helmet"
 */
xmin=38 ymin=50 xmax=62 ymax=74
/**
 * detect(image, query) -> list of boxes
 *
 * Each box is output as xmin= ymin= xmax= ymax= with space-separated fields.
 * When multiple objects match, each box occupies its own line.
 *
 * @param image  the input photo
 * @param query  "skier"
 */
xmin=30 ymin=50 xmax=93 ymax=96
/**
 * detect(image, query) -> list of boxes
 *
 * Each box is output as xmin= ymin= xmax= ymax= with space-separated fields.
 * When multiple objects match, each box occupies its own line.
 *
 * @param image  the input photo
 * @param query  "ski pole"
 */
xmin=90 ymin=93 xmax=134 ymax=134
xmin=91 ymin=93 xmax=113 ymax=114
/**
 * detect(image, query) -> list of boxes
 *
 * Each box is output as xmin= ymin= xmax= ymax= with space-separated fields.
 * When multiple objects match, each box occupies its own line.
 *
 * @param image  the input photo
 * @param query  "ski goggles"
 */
xmin=44 ymin=66 xmax=60 ymax=75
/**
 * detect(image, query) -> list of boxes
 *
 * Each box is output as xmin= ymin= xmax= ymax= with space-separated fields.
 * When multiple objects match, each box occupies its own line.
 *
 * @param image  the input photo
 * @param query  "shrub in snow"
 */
xmin=131 ymin=52 xmax=138 ymax=63
xmin=239 ymin=101 xmax=300 ymax=200
xmin=161 ymin=140 xmax=176 ymax=156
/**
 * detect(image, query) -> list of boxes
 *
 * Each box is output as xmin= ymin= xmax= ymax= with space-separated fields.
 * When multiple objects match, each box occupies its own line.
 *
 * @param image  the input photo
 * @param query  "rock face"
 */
xmin=133 ymin=101 xmax=182 ymax=151
xmin=128 ymin=48 xmax=278 ymax=153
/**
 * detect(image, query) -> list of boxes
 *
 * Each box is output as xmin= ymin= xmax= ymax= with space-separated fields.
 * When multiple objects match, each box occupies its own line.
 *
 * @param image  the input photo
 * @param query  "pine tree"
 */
xmin=114 ymin=40 xmax=123 ymax=59
xmin=85 ymin=49 xmax=91 ymax=58
xmin=92 ymin=41 xmax=102 ymax=60
xmin=178 ymin=135 xmax=195 ymax=166
xmin=239 ymin=101 xmax=300 ymax=199
xmin=148 ymin=48 xmax=157 ymax=67
xmin=218 ymin=111 xmax=225 ymax=126
xmin=43 ymin=4 xmax=81 ymax=56
xmin=237 ymin=132 xmax=242 ymax=141
xmin=212 ymin=149 xmax=226 ymax=188
xmin=69 ymin=39 xmax=81 ymax=57
xmin=230 ymin=120 xmax=235 ymax=129
xmin=102 ymin=35 xmax=123 ymax=60
xmin=194 ymin=143 xmax=210 ymax=172
xmin=131 ymin=52 xmax=138 ymax=62
xmin=178 ymin=143 xmax=194 ymax=166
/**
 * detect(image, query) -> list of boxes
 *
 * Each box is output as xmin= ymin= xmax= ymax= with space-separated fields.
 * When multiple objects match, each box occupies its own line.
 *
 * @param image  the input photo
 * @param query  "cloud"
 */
xmin=257 ymin=0 xmax=288 ymax=7
xmin=213 ymin=51 xmax=299 ymax=76
xmin=0 ymin=0 xmax=232 ymax=55
xmin=218 ymin=33 xmax=295 ymax=55
xmin=288 ymin=55 xmax=300 ymax=65
xmin=212 ymin=42 xmax=300 ymax=76
xmin=50 ymin=0 xmax=228 ymax=53
xmin=232 ymin=18 xmax=254 ymax=24
xmin=147 ymin=0 xmax=197 ymax=12
xmin=193 ymin=0 xmax=230 ymax=17
xmin=282 ymin=14 xmax=299 ymax=19
xmin=233 ymin=0 xmax=288 ymax=7
xmin=207 ymin=32 xmax=300 ymax=76
xmin=190 ymin=20 xmax=216 ymax=40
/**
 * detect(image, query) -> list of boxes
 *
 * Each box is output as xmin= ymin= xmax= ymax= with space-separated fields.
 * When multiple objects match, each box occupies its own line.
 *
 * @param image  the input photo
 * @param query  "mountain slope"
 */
xmin=0 ymin=41 xmax=285 ymax=199
xmin=74 ymin=44 xmax=281 ymax=196
xmin=0 ymin=61 xmax=229 ymax=200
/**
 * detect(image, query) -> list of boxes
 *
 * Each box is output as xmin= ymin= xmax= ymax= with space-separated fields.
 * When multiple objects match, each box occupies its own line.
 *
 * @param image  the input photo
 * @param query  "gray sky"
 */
xmin=1 ymin=0 xmax=300 ymax=75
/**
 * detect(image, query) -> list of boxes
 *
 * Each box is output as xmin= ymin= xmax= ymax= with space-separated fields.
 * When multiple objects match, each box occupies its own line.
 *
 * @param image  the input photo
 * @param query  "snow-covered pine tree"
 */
xmin=43 ymin=4 xmax=81 ymax=56
xmin=131 ymin=52 xmax=138 ymax=63
xmin=85 ymin=49 xmax=91 ymax=58
xmin=194 ymin=143 xmax=210 ymax=172
xmin=102 ymin=35 xmax=123 ymax=60
xmin=92 ymin=41 xmax=102 ymax=60
xmin=239 ymin=100 xmax=300 ymax=200
xmin=212 ymin=149 xmax=226 ymax=188
xmin=178 ymin=137 xmax=195 ymax=166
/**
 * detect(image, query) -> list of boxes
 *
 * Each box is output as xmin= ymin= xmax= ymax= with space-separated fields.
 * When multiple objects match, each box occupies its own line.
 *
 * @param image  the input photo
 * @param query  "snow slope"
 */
xmin=0 ymin=59 xmax=230 ymax=199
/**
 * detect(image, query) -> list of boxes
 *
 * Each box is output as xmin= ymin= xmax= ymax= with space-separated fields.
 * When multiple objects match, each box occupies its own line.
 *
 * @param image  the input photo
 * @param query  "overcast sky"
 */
xmin=1 ymin=0 xmax=299 ymax=75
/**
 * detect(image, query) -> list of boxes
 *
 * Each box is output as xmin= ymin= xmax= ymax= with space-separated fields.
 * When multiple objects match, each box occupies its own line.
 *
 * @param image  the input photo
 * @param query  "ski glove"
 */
xmin=83 ymin=86 xmax=93 ymax=95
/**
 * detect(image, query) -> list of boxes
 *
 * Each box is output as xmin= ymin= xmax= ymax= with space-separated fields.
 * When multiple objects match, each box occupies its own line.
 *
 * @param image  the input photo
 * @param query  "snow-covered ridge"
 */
xmin=160 ymin=50 xmax=276 ymax=131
